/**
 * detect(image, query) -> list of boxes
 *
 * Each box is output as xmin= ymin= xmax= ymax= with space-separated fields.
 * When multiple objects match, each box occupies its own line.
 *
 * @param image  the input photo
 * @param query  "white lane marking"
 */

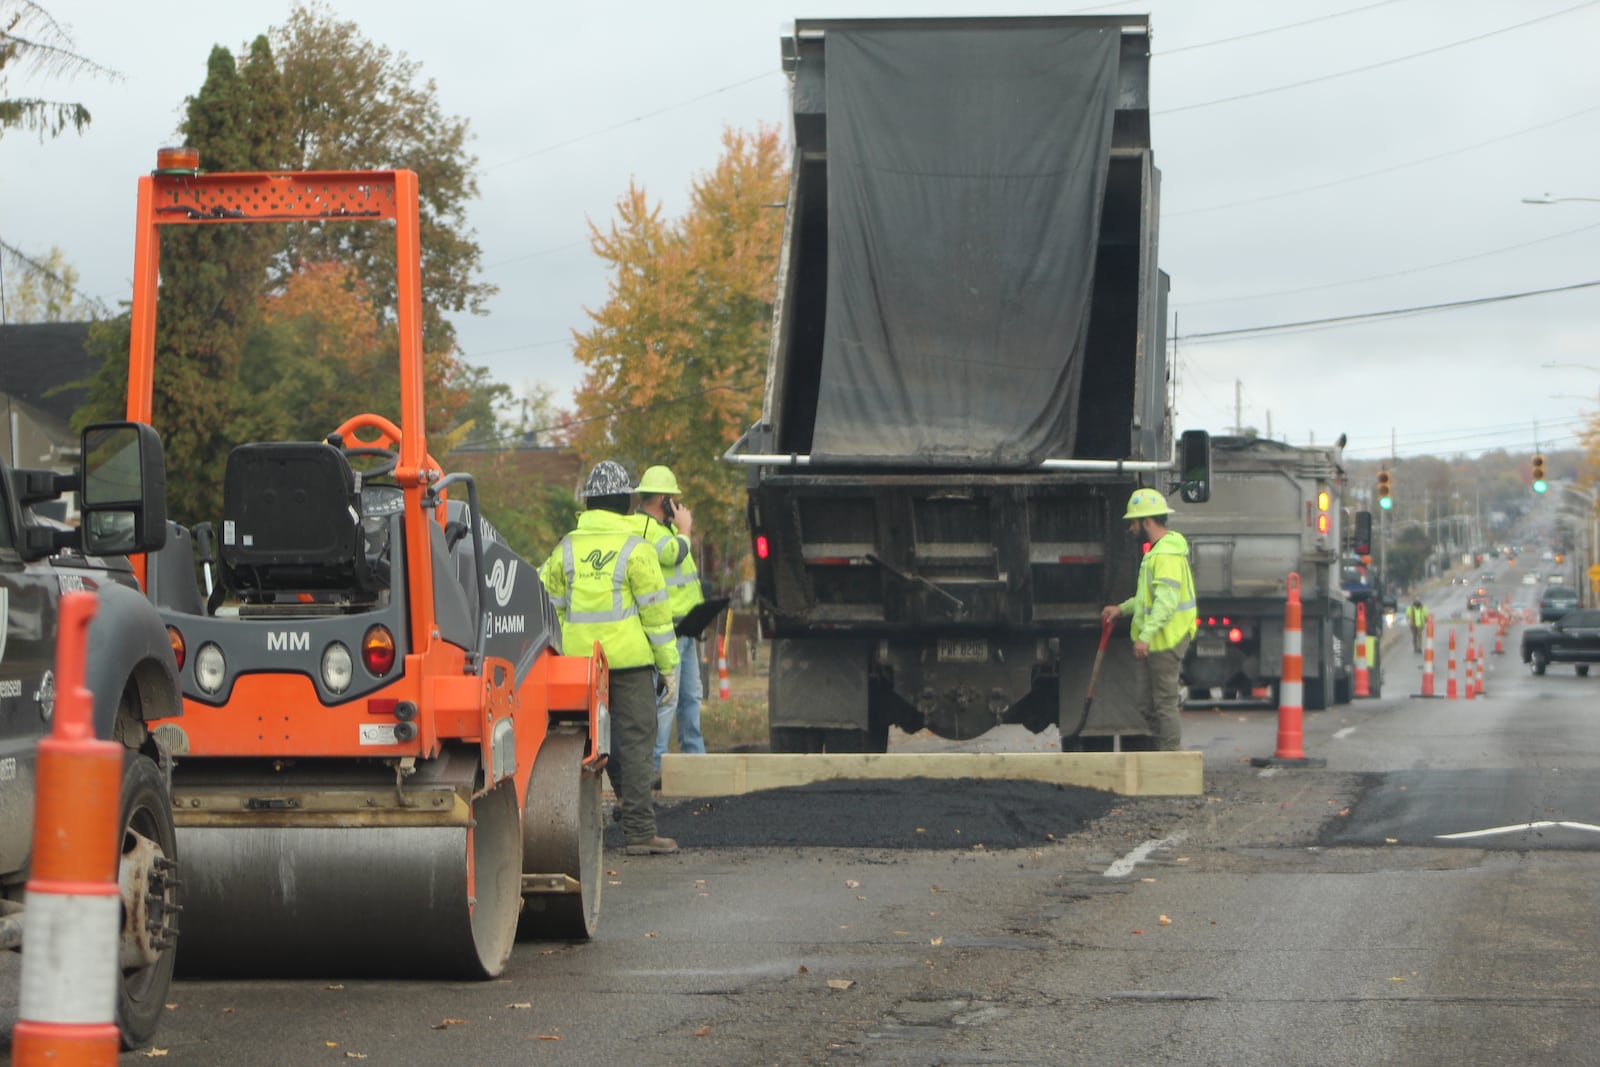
xmin=1104 ymin=832 xmax=1187 ymax=878
xmin=1333 ymin=726 xmax=1357 ymax=740
xmin=1436 ymin=821 xmax=1600 ymax=840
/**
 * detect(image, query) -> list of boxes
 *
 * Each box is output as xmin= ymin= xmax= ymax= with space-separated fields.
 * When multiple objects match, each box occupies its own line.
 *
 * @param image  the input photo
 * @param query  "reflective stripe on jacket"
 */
xmin=632 ymin=514 xmax=704 ymax=620
xmin=1117 ymin=529 xmax=1198 ymax=652
xmin=540 ymin=508 xmax=679 ymax=673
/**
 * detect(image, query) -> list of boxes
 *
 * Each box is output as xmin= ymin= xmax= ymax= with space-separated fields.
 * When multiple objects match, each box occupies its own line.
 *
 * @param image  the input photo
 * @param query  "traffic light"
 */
xmin=1376 ymin=469 xmax=1392 ymax=511
xmin=1532 ymin=453 xmax=1548 ymax=494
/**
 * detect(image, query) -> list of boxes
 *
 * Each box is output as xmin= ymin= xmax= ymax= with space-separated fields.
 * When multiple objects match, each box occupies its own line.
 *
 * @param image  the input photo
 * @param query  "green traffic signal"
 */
xmin=1379 ymin=496 xmax=1393 ymax=511
xmin=1533 ymin=478 xmax=1548 ymax=494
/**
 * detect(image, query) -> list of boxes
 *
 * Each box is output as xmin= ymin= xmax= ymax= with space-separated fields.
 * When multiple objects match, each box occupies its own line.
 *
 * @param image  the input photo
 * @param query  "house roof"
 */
xmin=0 ymin=322 xmax=96 ymax=424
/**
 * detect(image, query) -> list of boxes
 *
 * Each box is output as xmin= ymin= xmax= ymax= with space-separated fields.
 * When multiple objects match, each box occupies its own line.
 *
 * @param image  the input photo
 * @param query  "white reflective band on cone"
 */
xmin=1280 ymin=681 xmax=1303 ymax=707
xmin=1283 ymin=631 xmax=1302 ymax=656
xmin=18 ymin=892 xmax=119 ymax=1024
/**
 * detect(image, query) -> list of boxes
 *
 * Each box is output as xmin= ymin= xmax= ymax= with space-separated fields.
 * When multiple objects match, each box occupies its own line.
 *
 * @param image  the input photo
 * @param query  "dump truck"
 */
xmin=727 ymin=16 xmax=1209 ymax=752
xmin=1179 ymin=435 xmax=1375 ymax=708
xmin=123 ymin=151 xmax=607 ymax=977
xmin=0 ymin=421 xmax=181 ymax=1047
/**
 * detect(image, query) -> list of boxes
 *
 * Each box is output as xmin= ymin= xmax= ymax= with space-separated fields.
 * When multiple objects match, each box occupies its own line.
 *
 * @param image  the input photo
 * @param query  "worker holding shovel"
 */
xmin=1100 ymin=489 xmax=1197 ymax=751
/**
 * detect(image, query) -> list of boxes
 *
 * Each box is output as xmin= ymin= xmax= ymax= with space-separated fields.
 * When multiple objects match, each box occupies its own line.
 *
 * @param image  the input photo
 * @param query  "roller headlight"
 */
xmin=322 ymin=642 xmax=354 ymax=694
xmin=195 ymin=643 xmax=226 ymax=695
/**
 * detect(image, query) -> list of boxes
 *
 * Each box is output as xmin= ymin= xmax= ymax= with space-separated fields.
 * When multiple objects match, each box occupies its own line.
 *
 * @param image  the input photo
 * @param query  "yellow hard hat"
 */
xmin=1122 ymin=488 xmax=1172 ymax=520
xmin=635 ymin=465 xmax=681 ymax=495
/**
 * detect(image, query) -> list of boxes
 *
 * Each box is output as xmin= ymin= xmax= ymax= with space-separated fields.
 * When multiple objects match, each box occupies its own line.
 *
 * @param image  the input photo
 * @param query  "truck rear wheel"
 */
xmin=116 ymin=753 xmax=179 ymax=1050
xmin=1531 ymin=650 xmax=1548 ymax=675
xmin=1578 ymin=664 xmax=1589 ymax=677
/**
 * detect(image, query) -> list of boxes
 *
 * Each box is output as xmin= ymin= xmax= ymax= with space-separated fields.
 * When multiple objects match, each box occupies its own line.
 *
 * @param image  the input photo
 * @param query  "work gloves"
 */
xmin=656 ymin=667 xmax=680 ymax=709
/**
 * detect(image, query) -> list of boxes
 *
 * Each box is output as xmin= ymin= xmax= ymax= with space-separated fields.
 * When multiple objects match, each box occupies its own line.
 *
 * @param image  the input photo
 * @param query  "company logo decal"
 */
xmin=581 ymin=549 xmax=618 ymax=572
xmin=487 ymin=558 xmax=518 ymax=607
xmin=268 ymin=631 xmax=311 ymax=652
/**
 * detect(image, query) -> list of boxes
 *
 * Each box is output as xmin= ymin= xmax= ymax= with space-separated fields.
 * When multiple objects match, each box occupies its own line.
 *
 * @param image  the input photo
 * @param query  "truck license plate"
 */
xmin=1195 ymin=638 xmax=1227 ymax=658
xmin=937 ymin=639 xmax=988 ymax=663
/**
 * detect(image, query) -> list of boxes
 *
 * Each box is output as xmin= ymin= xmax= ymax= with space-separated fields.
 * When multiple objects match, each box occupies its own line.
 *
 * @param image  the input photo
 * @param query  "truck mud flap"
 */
xmin=1058 ymin=630 xmax=1144 ymax=738
xmin=769 ymin=637 xmax=870 ymax=731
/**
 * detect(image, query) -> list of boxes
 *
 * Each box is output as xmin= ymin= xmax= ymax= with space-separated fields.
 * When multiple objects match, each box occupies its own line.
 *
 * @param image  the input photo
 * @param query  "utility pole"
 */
xmin=1234 ymin=379 xmax=1242 ymax=436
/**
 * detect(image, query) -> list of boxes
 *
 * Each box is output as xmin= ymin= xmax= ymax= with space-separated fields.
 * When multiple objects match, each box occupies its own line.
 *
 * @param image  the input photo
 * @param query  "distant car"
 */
xmin=1523 ymin=573 xmax=1539 ymax=585
xmin=1540 ymin=585 xmax=1581 ymax=623
xmin=1548 ymin=572 xmax=1565 ymax=584
xmin=1467 ymin=595 xmax=1486 ymax=612
xmin=1481 ymin=572 xmax=1495 ymax=581
xmin=1522 ymin=609 xmax=1600 ymax=676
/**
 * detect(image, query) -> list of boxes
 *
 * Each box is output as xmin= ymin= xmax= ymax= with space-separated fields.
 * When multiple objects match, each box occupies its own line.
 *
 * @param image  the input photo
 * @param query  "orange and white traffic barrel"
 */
xmin=1464 ymin=633 xmax=1477 ymax=700
xmin=12 ymin=592 xmax=121 ymax=1066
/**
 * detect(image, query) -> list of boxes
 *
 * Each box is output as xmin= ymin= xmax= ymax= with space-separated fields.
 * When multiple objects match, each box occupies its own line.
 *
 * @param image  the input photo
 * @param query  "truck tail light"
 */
xmin=362 ymin=625 xmax=396 ymax=676
xmin=1228 ymin=627 xmax=1243 ymax=643
xmin=755 ymin=534 xmax=770 ymax=560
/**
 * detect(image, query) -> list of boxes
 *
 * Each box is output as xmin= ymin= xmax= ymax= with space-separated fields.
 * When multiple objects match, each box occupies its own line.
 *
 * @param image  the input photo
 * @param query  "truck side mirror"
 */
xmin=1352 ymin=511 xmax=1372 ymax=556
xmin=79 ymin=422 xmax=168 ymax=556
xmin=1176 ymin=429 xmax=1211 ymax=504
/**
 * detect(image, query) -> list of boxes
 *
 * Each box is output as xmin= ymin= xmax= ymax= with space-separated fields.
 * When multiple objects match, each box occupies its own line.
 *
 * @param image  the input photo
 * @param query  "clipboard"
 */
xmin=674 ymin=596 xmax=730 ymax=639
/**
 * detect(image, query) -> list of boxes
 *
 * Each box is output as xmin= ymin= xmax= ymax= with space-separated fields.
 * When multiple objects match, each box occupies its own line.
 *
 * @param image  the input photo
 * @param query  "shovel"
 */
xmin=1063 ymin=615 xmax=1116 ymax=744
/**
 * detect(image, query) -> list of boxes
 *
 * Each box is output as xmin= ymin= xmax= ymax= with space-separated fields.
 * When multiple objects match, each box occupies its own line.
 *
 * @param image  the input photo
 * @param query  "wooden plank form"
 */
xmin=659 ymin=751 xmax=1203 ymax=798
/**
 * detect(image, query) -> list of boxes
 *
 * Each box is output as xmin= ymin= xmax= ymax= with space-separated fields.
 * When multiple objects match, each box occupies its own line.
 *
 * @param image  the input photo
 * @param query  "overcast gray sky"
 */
xmin=4 ymin=0 xmax=1598 ymax=462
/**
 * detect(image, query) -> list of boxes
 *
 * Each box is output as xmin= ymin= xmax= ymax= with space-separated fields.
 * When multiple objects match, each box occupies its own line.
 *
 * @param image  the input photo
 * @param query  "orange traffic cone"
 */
xmin=11 ymin=593 xmax=122 ymax=1067
xmin=1253 ymin=573 xmax=1325 ymax=768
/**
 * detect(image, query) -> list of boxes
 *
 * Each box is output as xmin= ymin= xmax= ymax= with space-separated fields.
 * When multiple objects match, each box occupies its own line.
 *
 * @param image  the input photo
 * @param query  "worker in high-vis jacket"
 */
xmin=540 ymin=461 xmax=681 ymax=855
xmin=634 ymin=465 xmax=707 ymax=777
xmin=1100 ymin=488 xmax=1197 ymax=751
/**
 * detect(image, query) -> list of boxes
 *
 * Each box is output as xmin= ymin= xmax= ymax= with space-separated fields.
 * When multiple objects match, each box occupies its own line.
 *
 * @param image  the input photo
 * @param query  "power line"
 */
xmin=1165 ymin=104 xmax=1600 ymax=219
xmin=1176 ymin=219 xmax=1600 ymax=308
xmin=1155 ymin=0 xmax=1600 ymax=116
xmin=482 ymin=71 xmax=777 ymax=174
xmin=1178 ymin=279 xmax=1600 ymax=345
xmin=1155 ymin=0 xmax=1408 ymax=56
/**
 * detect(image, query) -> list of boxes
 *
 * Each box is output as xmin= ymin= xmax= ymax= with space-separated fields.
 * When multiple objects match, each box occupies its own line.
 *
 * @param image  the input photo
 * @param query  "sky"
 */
xmin=3 ymin=0 xmax=1599 ymax=463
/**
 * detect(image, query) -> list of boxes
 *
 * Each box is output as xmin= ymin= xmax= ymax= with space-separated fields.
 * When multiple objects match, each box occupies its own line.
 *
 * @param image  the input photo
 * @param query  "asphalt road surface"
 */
xmin=3 ymin=568 xmax=1596 ymax=1065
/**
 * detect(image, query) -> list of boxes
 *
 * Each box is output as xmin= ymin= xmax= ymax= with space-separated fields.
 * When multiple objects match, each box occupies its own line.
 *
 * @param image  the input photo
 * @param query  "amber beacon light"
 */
xmin=153 ymin=146 xmax=200 ymax=175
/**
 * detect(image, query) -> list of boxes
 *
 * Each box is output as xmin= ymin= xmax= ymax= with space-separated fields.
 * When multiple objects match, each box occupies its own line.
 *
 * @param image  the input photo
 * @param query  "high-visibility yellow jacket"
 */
xmin=632 ymin=514 xmax=704 ymax=621
xmin=1406 ymin=603 xmax=1428 ymax=628
xmin=540 ymin=509 xmax=679 ymax=673
xmin=1117 ymin=530 xmax=1198 ymax=652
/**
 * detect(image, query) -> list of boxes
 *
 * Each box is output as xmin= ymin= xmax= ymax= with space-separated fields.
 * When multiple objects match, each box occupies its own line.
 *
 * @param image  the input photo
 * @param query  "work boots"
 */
xmin=624 ymin=836 xmax=679 ymax=856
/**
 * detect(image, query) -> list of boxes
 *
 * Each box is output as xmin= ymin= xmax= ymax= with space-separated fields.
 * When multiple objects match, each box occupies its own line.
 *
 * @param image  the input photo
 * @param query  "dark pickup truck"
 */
xmin=1521 ymin=607 xmax=1600 ymax=676
xmin=1 ymin=422 xmax=181 ymax=1047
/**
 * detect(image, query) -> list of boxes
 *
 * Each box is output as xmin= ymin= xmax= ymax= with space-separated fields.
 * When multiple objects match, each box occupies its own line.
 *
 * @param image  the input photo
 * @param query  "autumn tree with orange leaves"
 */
xmin=570 ymin=125 xmax=787 ymax=584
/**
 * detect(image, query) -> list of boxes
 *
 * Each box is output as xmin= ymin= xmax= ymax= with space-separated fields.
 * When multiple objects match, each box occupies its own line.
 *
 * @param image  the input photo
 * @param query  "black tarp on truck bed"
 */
xmin=810 ymin=26 xmax=1120 ymax=467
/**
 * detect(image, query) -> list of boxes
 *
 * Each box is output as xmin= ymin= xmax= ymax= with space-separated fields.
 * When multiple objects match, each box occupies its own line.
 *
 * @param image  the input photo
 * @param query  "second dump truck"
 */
xmin=730 ymin=16 xmax=1209 ymax=752
xmin=1179 ymin=435 xmax=1377 ymax=708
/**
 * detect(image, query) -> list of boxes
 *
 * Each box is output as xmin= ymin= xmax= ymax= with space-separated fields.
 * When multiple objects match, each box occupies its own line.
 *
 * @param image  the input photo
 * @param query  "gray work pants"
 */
xmin=1132 ymin=638 xmax=1189 ymax=751
xmin=605 ymin=667 xmax=660 ymax=844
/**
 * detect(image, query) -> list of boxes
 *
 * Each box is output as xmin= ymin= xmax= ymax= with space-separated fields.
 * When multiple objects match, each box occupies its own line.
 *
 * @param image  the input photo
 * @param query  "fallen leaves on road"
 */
xmin=798 ymin=965 xmax=809 ymax=974
xmin=535 ymin=1034 xmax=562 ymax=1041
xmin=645 ymin=931 xmax=660 ymax=938
xmin=1385 ymin=837 xmax=1399 ymax=845
xmin=430 ymin=1019 xmax=470 ymax=1030
xmin=344 ymin=1054 xmax=368 ymax=1061
xmin=845 ymin=879 xmax=861 ymax=889
xmin=324 ymin=984 xmax=344 ymax=991
xmin=1158 ymin=915 xmax=1172 ymax=926
xmin=930 ymin=936 xmax=944 ymax=946
xmin=694 ymin=1025 xmax=713 ymax=1037
xmin=826 ymin=979 xmax=855 ymax=991
xmin=141 ymin=1050 xmax=168 ymax=1059
xmin=1131 ymin=929 xmax=1145 ymax=935
xmin=507 ymin=1002 xmax=532 ymax=1010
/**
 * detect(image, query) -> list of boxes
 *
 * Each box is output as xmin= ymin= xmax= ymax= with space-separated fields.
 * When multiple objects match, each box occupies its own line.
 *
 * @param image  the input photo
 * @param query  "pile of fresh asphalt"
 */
xmin=605 ymin=778 xmax=1121 ymax=850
